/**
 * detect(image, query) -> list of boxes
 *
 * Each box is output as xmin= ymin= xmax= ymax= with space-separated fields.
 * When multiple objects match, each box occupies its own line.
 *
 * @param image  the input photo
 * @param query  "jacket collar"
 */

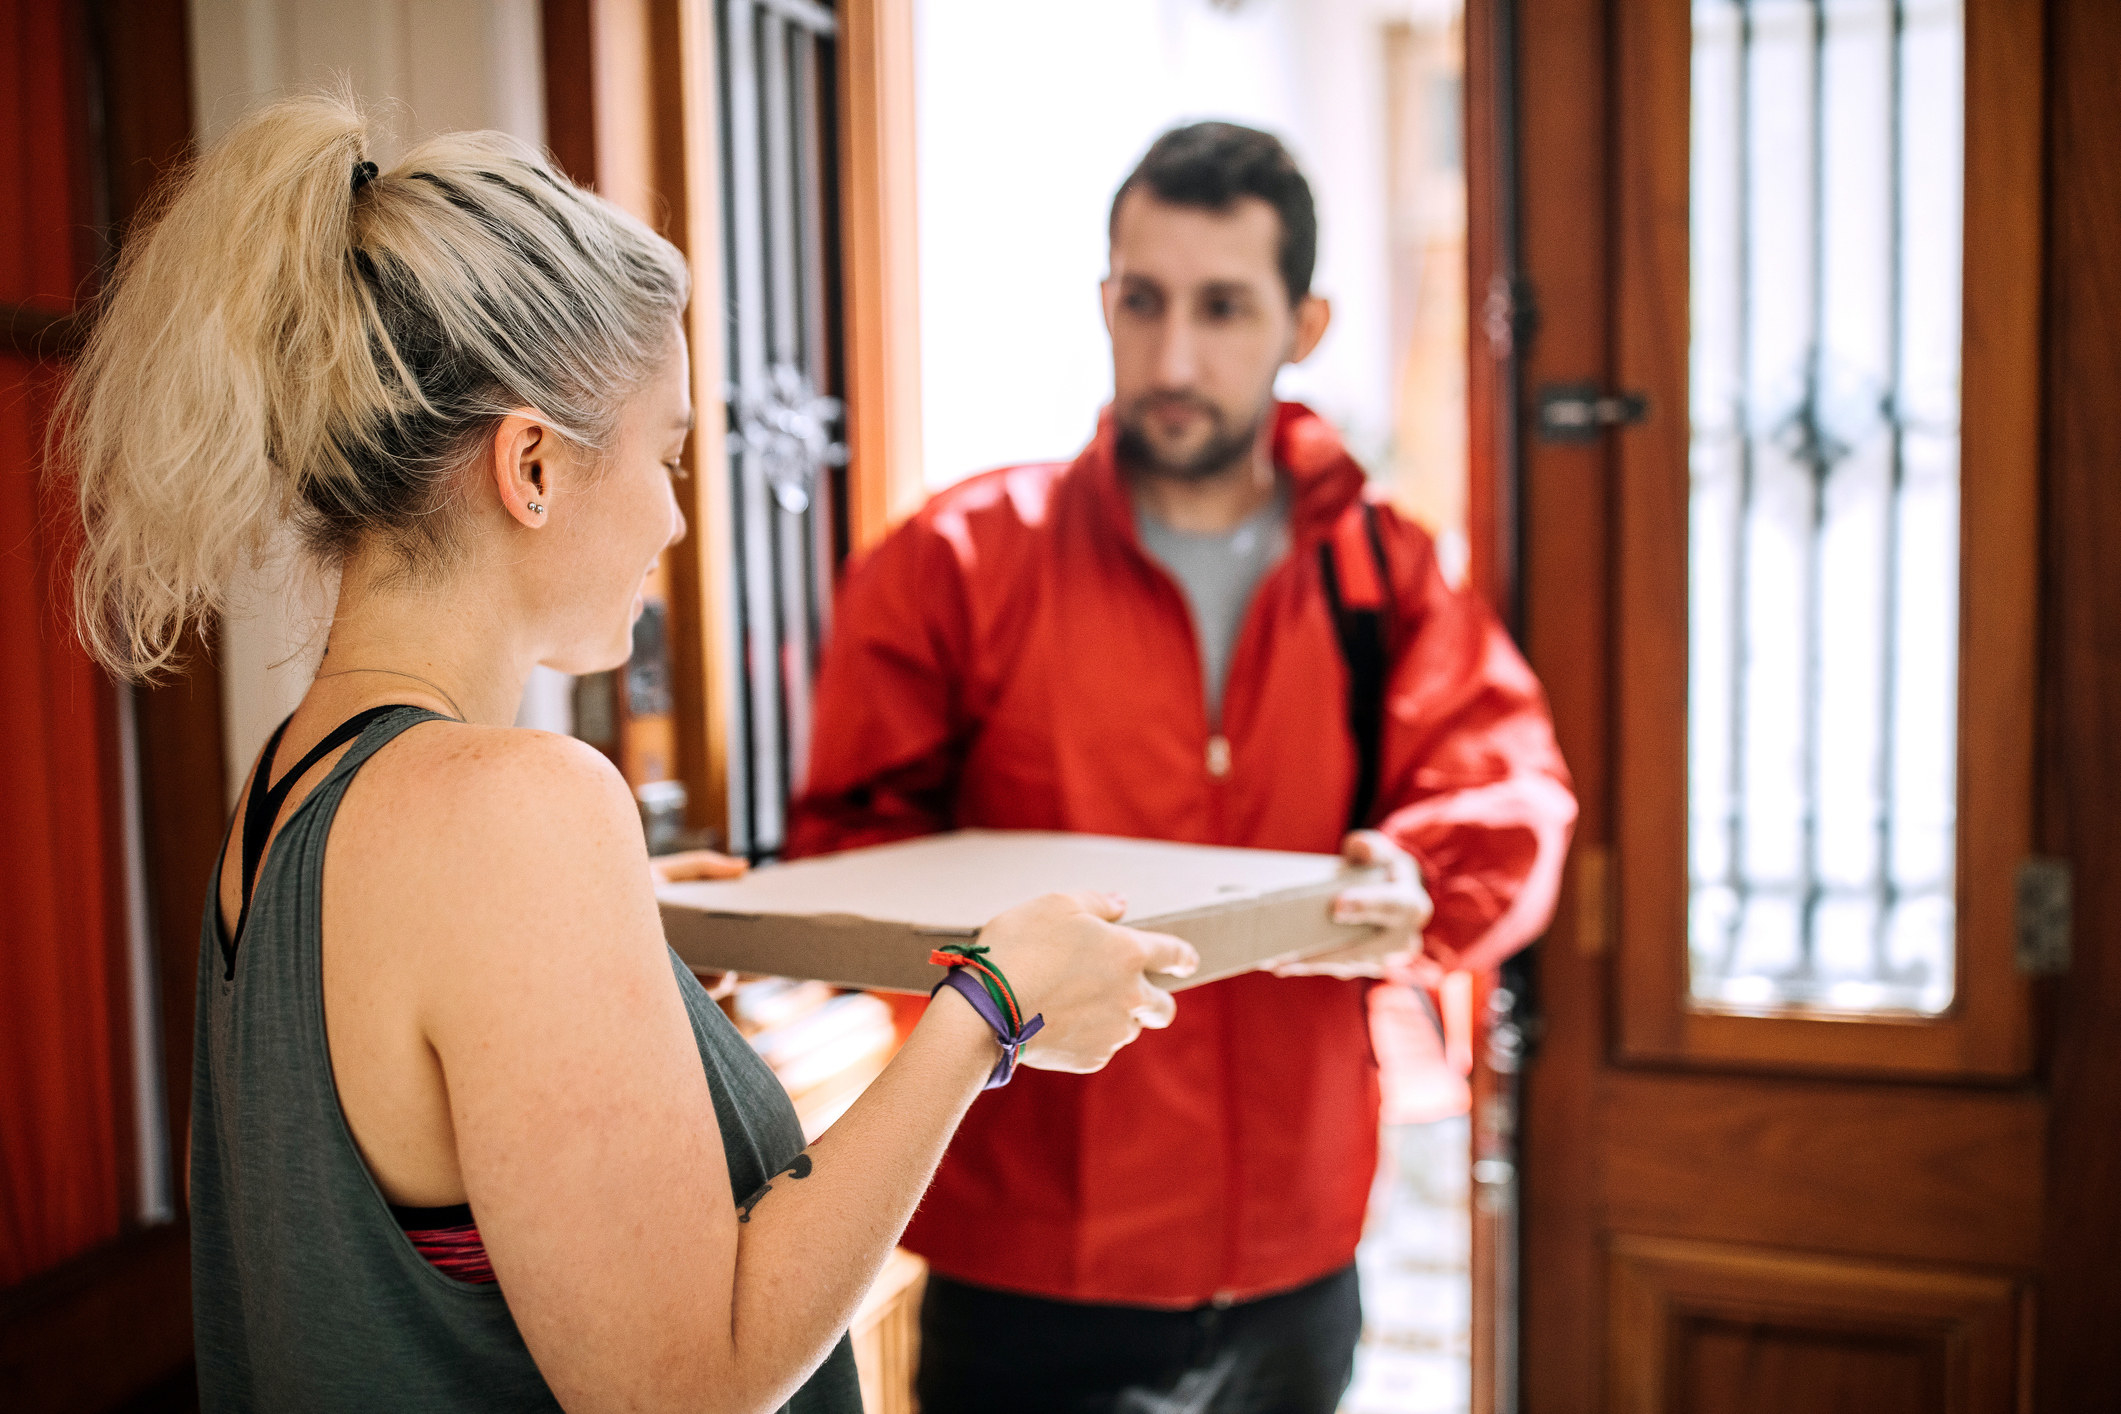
xmin=1076 ymin=400 xmax=1371 ymax=552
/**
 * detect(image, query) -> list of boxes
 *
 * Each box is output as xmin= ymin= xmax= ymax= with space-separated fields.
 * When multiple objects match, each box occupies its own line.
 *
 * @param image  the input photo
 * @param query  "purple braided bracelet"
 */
xmin=931 ymin=968 xmax=1045 ymax=1089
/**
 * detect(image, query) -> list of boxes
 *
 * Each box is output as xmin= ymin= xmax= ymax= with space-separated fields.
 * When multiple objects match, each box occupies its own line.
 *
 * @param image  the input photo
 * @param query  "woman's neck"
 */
xmin=312 ymin=557 xmax=536 ymax=728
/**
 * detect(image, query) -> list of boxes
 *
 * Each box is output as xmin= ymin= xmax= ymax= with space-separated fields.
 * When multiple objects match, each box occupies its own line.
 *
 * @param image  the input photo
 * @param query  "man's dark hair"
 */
xmin=1108 ymin=121 xmax=1318 ymax=304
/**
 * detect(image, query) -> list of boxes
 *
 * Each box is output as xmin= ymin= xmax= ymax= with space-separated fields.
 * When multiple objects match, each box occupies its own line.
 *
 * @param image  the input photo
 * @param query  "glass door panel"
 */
xmin=1611 ymin=0 xmax=2038 ymax=1077
xmin=1686 ymin=0 xmax=1963 ymax=1018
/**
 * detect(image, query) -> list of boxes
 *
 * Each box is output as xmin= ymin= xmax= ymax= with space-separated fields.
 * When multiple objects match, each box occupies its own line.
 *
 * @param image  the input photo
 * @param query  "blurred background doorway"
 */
xmin=912 ymin=3 xmax=1480 ymax=1409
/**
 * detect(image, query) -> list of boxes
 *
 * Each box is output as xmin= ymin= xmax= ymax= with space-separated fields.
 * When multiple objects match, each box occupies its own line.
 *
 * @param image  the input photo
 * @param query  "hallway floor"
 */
xmin=1344 ymin=1117 xmax=1472 ymax=1414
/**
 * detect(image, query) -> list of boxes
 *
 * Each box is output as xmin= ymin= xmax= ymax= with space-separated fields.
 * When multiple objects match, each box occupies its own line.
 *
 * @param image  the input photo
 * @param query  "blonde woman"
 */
xmin=66 ymin=96 xmax=1195 ymax=1413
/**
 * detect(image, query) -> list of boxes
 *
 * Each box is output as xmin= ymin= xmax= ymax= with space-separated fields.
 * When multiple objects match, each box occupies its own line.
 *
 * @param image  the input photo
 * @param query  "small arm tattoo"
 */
xmin=736 ymin=1152 xmax=814 ymax=1223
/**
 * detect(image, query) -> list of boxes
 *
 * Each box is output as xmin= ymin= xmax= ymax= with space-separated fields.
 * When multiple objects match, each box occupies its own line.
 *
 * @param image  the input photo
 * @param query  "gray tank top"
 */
xmin=189 ymin=706 xmax=860 ymax=1411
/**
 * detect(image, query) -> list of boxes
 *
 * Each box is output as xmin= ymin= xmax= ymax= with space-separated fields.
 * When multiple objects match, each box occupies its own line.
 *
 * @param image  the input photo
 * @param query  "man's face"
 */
xmin=1102 ymin=191 xmax=1326 ymax=481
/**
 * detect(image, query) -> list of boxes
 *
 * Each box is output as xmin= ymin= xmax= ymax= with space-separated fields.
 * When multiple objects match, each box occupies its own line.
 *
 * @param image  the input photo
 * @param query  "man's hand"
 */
xmin=649 ymin=849 xmax=750 ymax=884
xmin=651 ymin=851 xmax=750 ymax=998
xmin=1268 ymin=831 xmax=1437 ymax=980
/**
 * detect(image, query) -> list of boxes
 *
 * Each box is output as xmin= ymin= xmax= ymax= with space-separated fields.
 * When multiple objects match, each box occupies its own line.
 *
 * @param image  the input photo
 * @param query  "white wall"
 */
xmin=189 ymin=0 xmax=544 ymax=150
xmin=913 ymin=0 xmax=1456 ymax=490
xmin=186 ymin=0 xmax=557 ymax=801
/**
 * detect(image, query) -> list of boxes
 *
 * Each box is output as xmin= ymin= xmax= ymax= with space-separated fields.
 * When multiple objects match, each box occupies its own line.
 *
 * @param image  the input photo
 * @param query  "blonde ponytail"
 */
xmin=64 ymin=93 xmax=689 ymax=678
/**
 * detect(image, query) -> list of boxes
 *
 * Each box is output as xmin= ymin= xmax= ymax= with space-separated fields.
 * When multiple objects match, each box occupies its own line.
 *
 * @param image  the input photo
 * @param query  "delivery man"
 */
xmin=787 ymin=122 xmax=1575 ymax=1414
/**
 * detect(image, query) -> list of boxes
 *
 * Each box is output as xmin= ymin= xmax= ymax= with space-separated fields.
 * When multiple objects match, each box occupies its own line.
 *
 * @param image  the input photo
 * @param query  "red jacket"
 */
xmin=788 ymin=403 xmax=1574 ymax=1306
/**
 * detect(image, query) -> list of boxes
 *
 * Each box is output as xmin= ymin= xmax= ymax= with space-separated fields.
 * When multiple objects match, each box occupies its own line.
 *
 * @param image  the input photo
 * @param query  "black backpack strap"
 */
xmin=1319 ymin=501 xmax=1394 ymax=833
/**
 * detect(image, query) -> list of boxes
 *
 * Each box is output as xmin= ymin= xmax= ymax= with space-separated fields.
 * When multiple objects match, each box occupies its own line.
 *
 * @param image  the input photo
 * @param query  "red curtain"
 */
xmin=0 ymin=0 xmax=128 ymax=1288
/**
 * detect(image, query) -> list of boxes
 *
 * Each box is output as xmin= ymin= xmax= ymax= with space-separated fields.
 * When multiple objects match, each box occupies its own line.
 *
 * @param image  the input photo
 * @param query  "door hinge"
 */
xmin=2015 ymin=856 xmax=2072 ymax=976
xmin=1535 ymin=382 xmax=1649 ymax=442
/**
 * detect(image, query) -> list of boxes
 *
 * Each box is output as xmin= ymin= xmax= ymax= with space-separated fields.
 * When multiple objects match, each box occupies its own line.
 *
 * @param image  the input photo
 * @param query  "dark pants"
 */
xmin=914 ymin=1264 xmax=1361 ymax=1414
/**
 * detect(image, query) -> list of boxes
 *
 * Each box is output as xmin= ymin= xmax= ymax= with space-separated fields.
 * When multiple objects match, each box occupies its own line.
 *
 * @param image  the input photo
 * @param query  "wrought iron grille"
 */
xmin=718 ymin=0 xmax=847 ymax=860
xmin=1687 ymin=0 xmax=1963 ymax=1015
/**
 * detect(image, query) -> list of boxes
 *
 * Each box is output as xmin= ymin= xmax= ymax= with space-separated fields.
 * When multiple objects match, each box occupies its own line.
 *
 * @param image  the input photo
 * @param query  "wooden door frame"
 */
xmin=1515 ymin=0 xmax=2121 ymax=1408
xmin=2032 ymin=1 xmax=2121 ymax=1401
xmin=543 ymin=0 xmax=920 ymax=842
xmin=837 ymin=0 xmax=923 ymax=554
xmin=1512 ymin=0 xmax=1616 ymax=1405
xmin=543 ymin=0 xmax=736 ymax=839
xmin=1462 ymin=2 xmax=1529 ymax=1410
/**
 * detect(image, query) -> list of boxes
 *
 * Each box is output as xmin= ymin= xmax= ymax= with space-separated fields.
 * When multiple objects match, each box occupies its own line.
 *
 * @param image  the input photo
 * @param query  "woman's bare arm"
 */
xmin=359 ymin=731 xmax=1184 ymax=1413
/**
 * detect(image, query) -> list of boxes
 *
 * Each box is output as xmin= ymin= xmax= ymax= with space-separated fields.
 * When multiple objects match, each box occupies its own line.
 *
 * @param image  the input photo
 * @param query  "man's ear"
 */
xmin=1289 ymin=295 xmax=1332 ymax=363
xmin=1099 ymin=276 xmax=1119 ymax=337
xmin=490 ymin=412 xmax=554 ymax=528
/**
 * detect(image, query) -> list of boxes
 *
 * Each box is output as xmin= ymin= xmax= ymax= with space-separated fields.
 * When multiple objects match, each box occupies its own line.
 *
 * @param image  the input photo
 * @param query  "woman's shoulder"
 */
xmin=343 ymin=720 xmax=648 ymax=892
xmin=331 ymin=719 xmax=666 ymax=991
xmin=374 ymin=720 xmax=632 ymax=811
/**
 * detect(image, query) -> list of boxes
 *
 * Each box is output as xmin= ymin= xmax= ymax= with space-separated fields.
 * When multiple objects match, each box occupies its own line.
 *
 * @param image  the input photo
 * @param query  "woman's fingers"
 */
xmin=1130 ymin=927 xmax=1199 ymax=980
xmin=997 ymin=902 xmax=1193 ymax=1074
xmin=1063 ymin=889 xmax=1128 ymax=923
xmin=1133 ymin=979 xmax=1179 ymax=1030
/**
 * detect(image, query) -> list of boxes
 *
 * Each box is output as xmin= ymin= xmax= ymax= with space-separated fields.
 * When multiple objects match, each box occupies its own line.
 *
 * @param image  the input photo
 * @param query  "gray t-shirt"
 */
xmin=1136 ymin=484 xmax=1292 ymax=724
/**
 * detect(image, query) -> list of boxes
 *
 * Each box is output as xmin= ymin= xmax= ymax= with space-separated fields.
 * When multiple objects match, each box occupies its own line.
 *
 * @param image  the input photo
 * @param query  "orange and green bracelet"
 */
xmin=928 ymin=942 xmax=1043 ymax=1088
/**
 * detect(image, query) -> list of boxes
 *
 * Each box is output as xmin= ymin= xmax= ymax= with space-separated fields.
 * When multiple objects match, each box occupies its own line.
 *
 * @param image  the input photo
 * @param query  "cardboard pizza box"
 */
xmin=656 ymin=829 xmax=1382 ymax=994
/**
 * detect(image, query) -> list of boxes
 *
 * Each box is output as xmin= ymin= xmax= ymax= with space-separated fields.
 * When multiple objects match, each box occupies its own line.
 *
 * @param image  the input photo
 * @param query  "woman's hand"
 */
xmin=648 ymin=848 xmax=749 ymax=884
xmin=1268 ymin=830 xmax=1437 ymax=979
xmin=967 ymin=891 xmax=1199 ymax=1074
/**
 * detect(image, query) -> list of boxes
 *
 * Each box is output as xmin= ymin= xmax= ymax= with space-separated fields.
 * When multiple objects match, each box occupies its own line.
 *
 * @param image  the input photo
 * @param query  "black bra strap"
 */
xmin=223 ymin=704 xmax=424 ymax=976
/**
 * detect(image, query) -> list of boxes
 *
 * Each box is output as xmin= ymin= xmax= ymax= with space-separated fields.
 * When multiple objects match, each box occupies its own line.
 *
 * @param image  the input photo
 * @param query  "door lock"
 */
xmin=1535 ymin=382 xmax=1649 ymax=442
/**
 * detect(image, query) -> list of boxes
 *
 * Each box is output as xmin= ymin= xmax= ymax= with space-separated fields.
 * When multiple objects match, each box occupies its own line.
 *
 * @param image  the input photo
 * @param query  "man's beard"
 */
xmin=1114 ymin=393 xmax=1271 ymax=483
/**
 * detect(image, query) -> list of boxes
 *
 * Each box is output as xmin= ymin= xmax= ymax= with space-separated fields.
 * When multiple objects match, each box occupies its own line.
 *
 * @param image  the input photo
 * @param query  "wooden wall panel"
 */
xmin=1462 ymin=0 xmax=1509 ymax=618
xmin=2035 ymin=0 xmax=2121 ymax=1404
xmin=1608 ymin=1236 xmax=2023 ymax=1414
xmin=663 ymin=0 xmax=736 ymax=843
xmin=540 ymin=0 xmax=736 ymax=838
xmin=0 ymin=1221 xmax=191 ymax=1414
xmin=1515 ymin=0 xmax=1612 ymax=1403
xmin=1 ymin=0 xmax=128 ymax=1293
xmin=539 ymin=0 xmax=598 ymax=186
xmin=1 ymin=2 xmax=206 ymax=1404
xmin=1599 ymin=1073 xmax=2044 ymax=1271
xmin=1462 ymin=11 xmax=1514 ymax=1402
xmin=94 ymin=0 xmax=218 ymax=1204
xmin=1948 ymin=0 xmax=2045 ymax=1078
xmin=91 ymin=0 xmax=194 ymax=238
xmin=1677 ymin=1322 xmax=1939 ymax=1414
xmin=1606 ymin=0 xmax=1690 ymax=1065
xmin=837 ymin=0 xmax=922 ymax=552
xmin=131 ymin=627 xmax=223 ymax=1166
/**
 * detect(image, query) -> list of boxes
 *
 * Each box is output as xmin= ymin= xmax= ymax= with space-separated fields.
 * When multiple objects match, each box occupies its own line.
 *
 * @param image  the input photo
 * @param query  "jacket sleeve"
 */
xmin=784 ymin=515 xmax=974 ymax=859
xmin=1371 ymin=521 xmax=1577 ymax=975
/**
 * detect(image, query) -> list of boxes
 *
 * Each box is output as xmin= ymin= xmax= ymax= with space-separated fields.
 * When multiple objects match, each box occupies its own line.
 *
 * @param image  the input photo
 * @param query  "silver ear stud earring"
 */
xmin=527 ymin=502 xmax=544 ymax=515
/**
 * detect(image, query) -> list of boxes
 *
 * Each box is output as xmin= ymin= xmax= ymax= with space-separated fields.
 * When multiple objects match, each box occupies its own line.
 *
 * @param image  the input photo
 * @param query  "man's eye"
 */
xmin=665 ymin=459 xmax=690 ymax=481
xmin=1123 ymin=292 xmax=1158 ymax=315
xmin=1205 ymin=298 xmax=1239 ymax=321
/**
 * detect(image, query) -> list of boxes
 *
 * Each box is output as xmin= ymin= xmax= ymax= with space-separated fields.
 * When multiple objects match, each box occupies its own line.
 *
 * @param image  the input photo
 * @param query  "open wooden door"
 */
xmin=1510 ymin=1 xmax=2072 ymax=1409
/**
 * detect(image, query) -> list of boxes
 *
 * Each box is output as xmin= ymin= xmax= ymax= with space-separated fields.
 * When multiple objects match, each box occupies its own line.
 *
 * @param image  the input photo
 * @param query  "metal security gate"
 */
xmin=718 ymin=0 xmax=847 ymax=859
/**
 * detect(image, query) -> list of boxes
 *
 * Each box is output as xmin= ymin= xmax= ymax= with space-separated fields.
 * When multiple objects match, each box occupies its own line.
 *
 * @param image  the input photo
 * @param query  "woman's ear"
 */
xmin=491 ymin=412 xmax=554 ymax=528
